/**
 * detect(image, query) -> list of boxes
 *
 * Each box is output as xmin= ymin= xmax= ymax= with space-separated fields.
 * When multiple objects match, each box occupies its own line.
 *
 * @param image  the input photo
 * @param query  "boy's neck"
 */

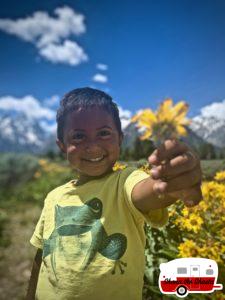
xmin=76 ymin=168 xmax=113 ymax=186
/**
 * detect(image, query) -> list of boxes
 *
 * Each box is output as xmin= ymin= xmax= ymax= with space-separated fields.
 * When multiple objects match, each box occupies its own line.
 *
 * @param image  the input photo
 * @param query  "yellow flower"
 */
xmin=213 ymin=292 xmax=225 ymax=300
xmin=157 ymin=99 xmax=189 ymax=127
xmin=168 ymin=203 xmax=178 ymax=218
xmin=131 ymin=98 xmax=190 ymax=143
xmin=178 ymin=240 xmax=200 ymax=257
xmin=171 ymin=176 xmax=225 ymax=267
xmin=131 ymin=109 xmax=157 ymax=140
xmin=198 ymin=241 xmax=222 ymax=263
xmin=219 ymin=228 xmax=225 ymax=242
xmin=181 ymin=207 xmax=189 ymax=217
xmin=33 ymin=171 xmax=41 ymax=178
xmin=215 ymin=170 xmax=225 ymax=182
xmin=181 ymin=214 xmax=204 ymax=233
xmin=168 ymin=210 xmax=174 ymax=218
xmin=197 ymin=199 xmax=208 ymax=212
xmin=38 ymin=159 xmax=69 ymax=174
xmin=38 ymin=159 xmax=48 ymax=166
xmin=139 ymin=163 xmax=152 ymax=175
xmin=112 ymin=162 xmax=127 ymax=171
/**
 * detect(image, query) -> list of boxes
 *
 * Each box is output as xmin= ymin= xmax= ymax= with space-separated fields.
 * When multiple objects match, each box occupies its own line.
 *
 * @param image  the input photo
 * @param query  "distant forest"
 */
xmin=41 ymin=138 xmax=225 ymax=161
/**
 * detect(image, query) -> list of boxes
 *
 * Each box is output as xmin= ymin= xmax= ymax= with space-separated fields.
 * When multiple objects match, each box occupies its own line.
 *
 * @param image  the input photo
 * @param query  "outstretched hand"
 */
xmin=148 ymin=139 xmax=203 ymax=207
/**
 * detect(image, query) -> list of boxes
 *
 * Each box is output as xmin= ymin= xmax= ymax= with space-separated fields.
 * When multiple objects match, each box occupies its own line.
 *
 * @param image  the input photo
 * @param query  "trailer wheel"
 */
xmin=176 ymin=285 xmax=187 ymax=297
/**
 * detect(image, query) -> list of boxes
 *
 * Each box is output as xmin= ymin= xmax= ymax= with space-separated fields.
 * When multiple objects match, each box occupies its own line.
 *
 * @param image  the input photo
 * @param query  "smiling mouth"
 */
xmin=82 ymin=155 xmax=105 ymax=163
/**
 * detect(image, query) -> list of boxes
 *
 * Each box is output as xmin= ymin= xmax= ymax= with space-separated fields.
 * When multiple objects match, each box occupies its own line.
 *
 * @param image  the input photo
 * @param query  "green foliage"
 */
xmin=120 ymin=138 xmax=155 ymax=161
xmin=143 ymin=227 xmax=211 ymax=299
xmin=201 ymin=159 xmax=225 ymax=180
xmin=131 ymin=138 xmax=155 ymax=160
xmin=0 ymin=153 xmax=39 ymax=190
xmin=119 ymin=147 xmax=133 ymax=161
xmin=0 ymin=154 xmax=224 ymax=299
xmin=0 ymin=154 xmax=75 ymax=208
xmin=143 ymin=211 xmax=180 ymax=299
xmin=143 ymin=205 xmax=224 ymax=300
xmin=17 ymin=167 xmax=74 ymax=205
xmin=0 ymin=208 xmax=9 ymax=247
xmin=198 ymin=142 xmax=216 ymax=159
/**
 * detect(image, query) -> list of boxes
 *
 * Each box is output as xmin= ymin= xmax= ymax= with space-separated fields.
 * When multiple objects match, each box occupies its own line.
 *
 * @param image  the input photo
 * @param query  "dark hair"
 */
xmin=56 ymin=87 xmax=122 ymax=144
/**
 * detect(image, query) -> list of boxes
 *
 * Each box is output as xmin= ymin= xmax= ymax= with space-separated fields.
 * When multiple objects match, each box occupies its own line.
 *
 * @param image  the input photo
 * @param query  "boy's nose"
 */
xmin=85 ymin=141 xmax=103 ymax=155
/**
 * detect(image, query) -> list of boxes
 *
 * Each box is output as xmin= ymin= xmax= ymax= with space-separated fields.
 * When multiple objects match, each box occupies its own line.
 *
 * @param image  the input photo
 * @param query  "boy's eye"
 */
xmin=99 ymin=130 xmax=111 ymax=138
xmin=73 ymin=133 xmax=85 ymax=141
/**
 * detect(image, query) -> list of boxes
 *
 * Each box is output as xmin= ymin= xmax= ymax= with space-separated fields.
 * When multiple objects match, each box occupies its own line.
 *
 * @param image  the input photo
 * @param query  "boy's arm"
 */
xmin=26 ymin=248 xmax=42 ymax=300
xmin=131 ymin=177 xmax=176 ymax=213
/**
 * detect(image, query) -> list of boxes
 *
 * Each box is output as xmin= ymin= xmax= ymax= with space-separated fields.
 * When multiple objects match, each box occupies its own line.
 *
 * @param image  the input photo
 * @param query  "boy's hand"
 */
xmin=148 ymin=139 xmax=203 ymax=207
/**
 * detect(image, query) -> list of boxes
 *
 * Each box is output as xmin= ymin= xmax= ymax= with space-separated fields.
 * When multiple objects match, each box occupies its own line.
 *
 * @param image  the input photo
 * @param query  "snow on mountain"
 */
xmin=0 ymin=105 xmax=225 ymax=154
xmin=190 ymin=116 xmax=225 ymax=148
xmin=0 ymin=112 xmax=56 ymax=153
xmin=190 ymin=98 xmax=225 ymax=148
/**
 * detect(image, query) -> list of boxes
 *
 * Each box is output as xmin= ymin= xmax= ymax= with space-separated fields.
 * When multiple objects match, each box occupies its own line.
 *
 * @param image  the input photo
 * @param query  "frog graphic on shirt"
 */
xmin=42 ymin=198 xmax=127 ymax=279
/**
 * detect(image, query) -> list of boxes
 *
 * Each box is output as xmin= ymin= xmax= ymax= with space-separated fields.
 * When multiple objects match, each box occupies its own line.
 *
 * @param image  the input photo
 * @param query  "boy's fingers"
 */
xmin=153 ymin=168 xmax=202 ymax=193
xmin=148 ymin=139 xmax=189 ymax=165
xmin=150 ymin=151 xmax=199 ymax=179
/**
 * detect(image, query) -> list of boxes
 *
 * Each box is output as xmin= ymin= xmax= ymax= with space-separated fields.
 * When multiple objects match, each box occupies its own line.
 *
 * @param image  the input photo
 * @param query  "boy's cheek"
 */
xmin=106 ymin=136 xmax=121 ymax=147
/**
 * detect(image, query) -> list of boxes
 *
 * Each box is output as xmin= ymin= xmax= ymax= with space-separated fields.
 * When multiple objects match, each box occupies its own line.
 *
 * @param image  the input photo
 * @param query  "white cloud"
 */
xmin=118 ymin=106 xmax=132 ymax=119
xmin=0 ymin=6 xmax=85 ymax=45
xmin=0 ymin=95 xmax=55 ymax=120
xmin=0 ymin=6 xmax=88 ymax=66
xmin=199 ymin=99 xmax=225 ymax=120
xmin=39 ymin=40 xmax=88 ymax=65
xmin=92 ymin=73 xmax=108 ymax=83
xmin=96 ymin=63 xmax=108 ymax=71
xmin=118 ymin=106 xmax=132 ymax=130
xmin=0 ymin=94 xmax=134 ymax=133
xmin=39 ymin=120 xmax=57 ymax=134
xmin=43 ymin=95 xmax=60 ymax=107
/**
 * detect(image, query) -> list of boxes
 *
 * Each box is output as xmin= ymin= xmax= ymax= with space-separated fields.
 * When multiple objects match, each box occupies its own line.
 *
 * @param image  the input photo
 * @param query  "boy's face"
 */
xmin=56 ymin=107 xmax=123 ymax=179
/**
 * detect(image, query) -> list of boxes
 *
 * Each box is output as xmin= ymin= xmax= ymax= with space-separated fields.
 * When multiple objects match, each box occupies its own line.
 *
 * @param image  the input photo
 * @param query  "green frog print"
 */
xmin=42 ymin=198 xmax=127 ymax=280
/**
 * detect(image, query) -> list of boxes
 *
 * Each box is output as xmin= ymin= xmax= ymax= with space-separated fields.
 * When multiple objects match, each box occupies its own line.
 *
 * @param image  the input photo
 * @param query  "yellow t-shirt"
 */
xmin=30 ymin=167 xmax=168 ymax=300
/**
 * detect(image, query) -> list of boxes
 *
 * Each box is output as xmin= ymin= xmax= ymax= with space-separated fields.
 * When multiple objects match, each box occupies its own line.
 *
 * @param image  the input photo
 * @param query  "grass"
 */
xmin=0 ymin=159 xmax=224 ymax=299
xmin=0 ymin=203 xmax=41 ymax=299
xmin=200 ymin=159 xmax=225 ymax=180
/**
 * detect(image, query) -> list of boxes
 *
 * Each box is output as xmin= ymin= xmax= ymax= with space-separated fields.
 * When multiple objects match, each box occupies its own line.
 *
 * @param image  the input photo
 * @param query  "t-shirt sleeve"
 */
xmin=123 ymin=168 xmax=168 ymax=228
xmin=30 ymin=202 xmax=46 ymax=249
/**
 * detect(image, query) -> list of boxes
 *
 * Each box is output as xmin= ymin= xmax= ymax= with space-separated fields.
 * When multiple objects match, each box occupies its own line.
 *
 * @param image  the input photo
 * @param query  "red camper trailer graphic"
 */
xmin=159 ymin=258 xmax=223 ymax=298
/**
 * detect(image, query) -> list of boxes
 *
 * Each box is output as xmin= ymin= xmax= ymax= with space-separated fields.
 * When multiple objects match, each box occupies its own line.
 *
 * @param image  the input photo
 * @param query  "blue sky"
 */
xmin=0 ymin=0 xmax=225 ymax=132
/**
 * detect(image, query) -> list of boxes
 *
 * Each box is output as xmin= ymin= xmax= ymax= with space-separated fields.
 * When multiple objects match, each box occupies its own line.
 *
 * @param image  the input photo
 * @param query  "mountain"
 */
xmin=0 ymin=110 xmax=225 ymax=154
xmin=190 ymin=116 xmax=225 ymax=148
xmin=122 ymin=118 xmax=225 ymax=159
xmin=0 ymin=112 xmax=57 ymax=154
xmin=122 ymin=122 xmax=208 ymax=150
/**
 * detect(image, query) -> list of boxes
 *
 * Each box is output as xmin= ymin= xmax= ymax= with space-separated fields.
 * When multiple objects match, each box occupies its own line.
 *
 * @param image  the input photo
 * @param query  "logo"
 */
xmin=158 ymin=258 xmax=223 ymax=298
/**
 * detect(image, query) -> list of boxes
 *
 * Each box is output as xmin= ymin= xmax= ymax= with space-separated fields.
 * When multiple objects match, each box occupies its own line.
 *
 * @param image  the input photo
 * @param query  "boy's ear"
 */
xmin=56 ymin=139 xmax=66 ymax=153
xmin=119 ymin=133 xmax=124 ymax=146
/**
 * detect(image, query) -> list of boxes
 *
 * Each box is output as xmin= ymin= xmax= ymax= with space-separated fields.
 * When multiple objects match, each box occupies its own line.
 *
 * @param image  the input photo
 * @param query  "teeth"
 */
xmin=87 ymin=156 xmax=104 ymax=162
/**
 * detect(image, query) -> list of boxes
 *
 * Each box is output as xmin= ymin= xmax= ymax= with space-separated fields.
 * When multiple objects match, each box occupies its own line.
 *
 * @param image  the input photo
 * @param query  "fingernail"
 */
xmin=149 ymin=155 xmax=157 ymax=164
xmin=151 ymin=168 xmax=159 ymax=178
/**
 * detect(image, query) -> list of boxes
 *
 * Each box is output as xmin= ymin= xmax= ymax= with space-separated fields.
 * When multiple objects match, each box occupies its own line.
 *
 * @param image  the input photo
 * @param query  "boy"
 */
xmin=26 ymin=87 xmax=202 ymax=300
